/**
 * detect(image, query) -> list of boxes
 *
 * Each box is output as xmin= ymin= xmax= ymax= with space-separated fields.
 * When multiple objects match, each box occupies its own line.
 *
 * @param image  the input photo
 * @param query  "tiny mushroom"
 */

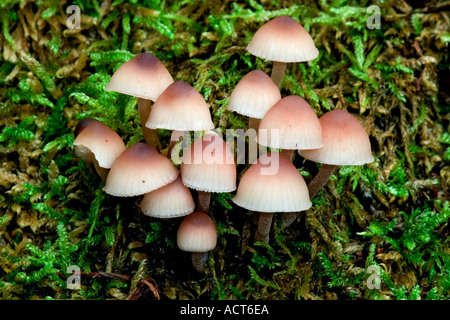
xmin=284 ymin=109 xmax=373 ymax=227
xmin=232 ymin=152 xmax=311 ymax=244
xmin=177 ymin=211 xmax=217 ymax=273
xmin=257 ymin=95 xmax=323 ymax=161
xmin=140 ymin=176 xmax=195 ymax=219
xmin=227 ymin=70 xmax=281 ymax=131
xmin=145 ymin=81 xmax=214 ymax=158
xmin=180 ymin=133 xmax=237 ymax=213
xmin=104 ymin=52 xmax=174 ymax=150
xmin=73 ymin=118 xmax=126 ymax=182
xmin=145 ymin=81 xmax=214 ymax=131
xmin=247 ymin=15 xmax=319 ymax=88
xmin=299 ymin=109 xmax=374 ymax=197
xmin=103 ymin=142 xmax=178 ymax=197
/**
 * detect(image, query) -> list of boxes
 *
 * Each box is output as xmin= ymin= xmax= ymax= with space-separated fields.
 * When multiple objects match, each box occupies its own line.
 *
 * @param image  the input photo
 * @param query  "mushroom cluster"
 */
xmin=73 ymin=53 xmax=223 ymax=273
xmin=229 ymin=15 xmax=374 ymax=242
xmin=72 ymin=15 xmax=374 ymax=273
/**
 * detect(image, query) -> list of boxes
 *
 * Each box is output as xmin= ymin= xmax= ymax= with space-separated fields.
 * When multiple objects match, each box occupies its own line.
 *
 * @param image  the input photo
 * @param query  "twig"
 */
xmin=127 ymin=279 xmax=160 ymax=300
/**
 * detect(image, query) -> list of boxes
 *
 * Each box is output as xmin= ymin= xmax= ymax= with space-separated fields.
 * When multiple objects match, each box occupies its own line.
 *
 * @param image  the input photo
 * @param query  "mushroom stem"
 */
xmin=282 ymin=211 xmax=297 ymax=228
xmin=197 ymin=190 xmax=211 ymax=213
xmin=283 ymin=164 xmax=337 ymax=227
xmin=93 ymin=158 xmax=108 ymax=183
xmin=254 ymin=212 xmax=273 ymax=244
xmin=281 ymin=149 xmax=294 ymax=162
xmin=249 ymin=117 xmax=260 ymax=132
xmin=271 ymin=61 xmax=287 ymax=88
xmin=191 ymin=252 xmax=208 ymax=273
xmin=137 ymin=98 xmax=161 ymax=150
xmin=308 ymin=164 xmax=337 ymax=199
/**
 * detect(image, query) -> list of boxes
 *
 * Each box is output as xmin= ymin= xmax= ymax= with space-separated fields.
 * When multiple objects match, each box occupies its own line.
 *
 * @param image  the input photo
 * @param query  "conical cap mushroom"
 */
xmin=105 ymin=52 xmax=174 ymax=101
xmin=73 ymin=118 xmax=125 ymax=169
xmin=247 ymin=16 xmax=319 ymax=63
xmin=145 ymin=81 xmax=214 ymax=131
xmin=227 ymin=70 xmax=281 ymax=119
xmin=177 ymin=212 xmax=217 ymax=252
xmin=140 ymin=176 xmax=195 ymax=218
xmin=298 ymin=109 xmax=374 ymax=165
xmin=103 ymin=143 xmax=178 ymax=197
xmin=257 ymin=95 xmax=323 ymax=150
xmin=232 ymin=152 xmax=311 ymax=213
xmin=180 ymin=134 xmax=236 ymax=193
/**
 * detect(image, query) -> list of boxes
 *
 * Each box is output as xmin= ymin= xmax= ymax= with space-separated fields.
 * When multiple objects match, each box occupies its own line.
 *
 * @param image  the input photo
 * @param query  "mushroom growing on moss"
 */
xmin=145 ymin=81 xmax=214 ymax=158
xmin=140 ymin=176 xmax=195 ymax=219
xmin=73 ymin=118 xmax=126 ymax=182
xmin=180 ymin=133 xmax=236 ymax=213
xmin=227 ymin=70 xmax=281 ymax=131
xmin=177 ymin=211 xmax=217 ymax=273
xmin=103 ymin=142 xmax=178 ymax=197
xmin=257 ymin=95 xmax=323 ymax=161
xmin=145 ymin=81 xmax=214 ymax=132
xmin=247 ymin=15 xmax=319 ymax=88
xmin=104 ymin=52 xmax=174 ymax=150
xmin=232 ymin=152 xmax=311 ymax=244
xmin=299 ymin=109 xmax=374 ymax=196
xmin=283 ymin=109 xmax=374 ymax=227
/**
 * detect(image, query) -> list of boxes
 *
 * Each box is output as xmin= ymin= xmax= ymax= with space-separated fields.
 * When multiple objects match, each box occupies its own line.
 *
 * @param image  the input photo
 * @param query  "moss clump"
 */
xmin=0 ymin=0 xmax=449 ymax=300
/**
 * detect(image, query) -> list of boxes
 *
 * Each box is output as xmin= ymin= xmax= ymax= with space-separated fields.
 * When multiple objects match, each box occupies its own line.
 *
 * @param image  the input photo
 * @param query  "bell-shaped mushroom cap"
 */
xmin=247 ymin=16 xmax=319 ymax=63
xmin=232 ymin=152 xmax=311 ymax=213
xmin=73 ymin=118 xmax=126 ymax=169
xmin=298 ymin=109 xmax=374 ymax=166
xmin=145 ymin=81 xmax=214 ymax=131
xmin=257 ymin=95 xmax=323 ymax=150
xmin=140 ymin=176 xmax=195 ymax=218
xmin=180 ymin=134 xmax=236 ymax=193
xmin=104 ymin=52 xmax=174 ymax=101
xmin=74 ymin=117 xmax=98 ymax=138
xmin=177 ymin=212 xmax=217 ymax=252
xmin=103 ymin=143 xmax=178 ymax=197
xmin=227 ymin=70 xmax=281 ymax=119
